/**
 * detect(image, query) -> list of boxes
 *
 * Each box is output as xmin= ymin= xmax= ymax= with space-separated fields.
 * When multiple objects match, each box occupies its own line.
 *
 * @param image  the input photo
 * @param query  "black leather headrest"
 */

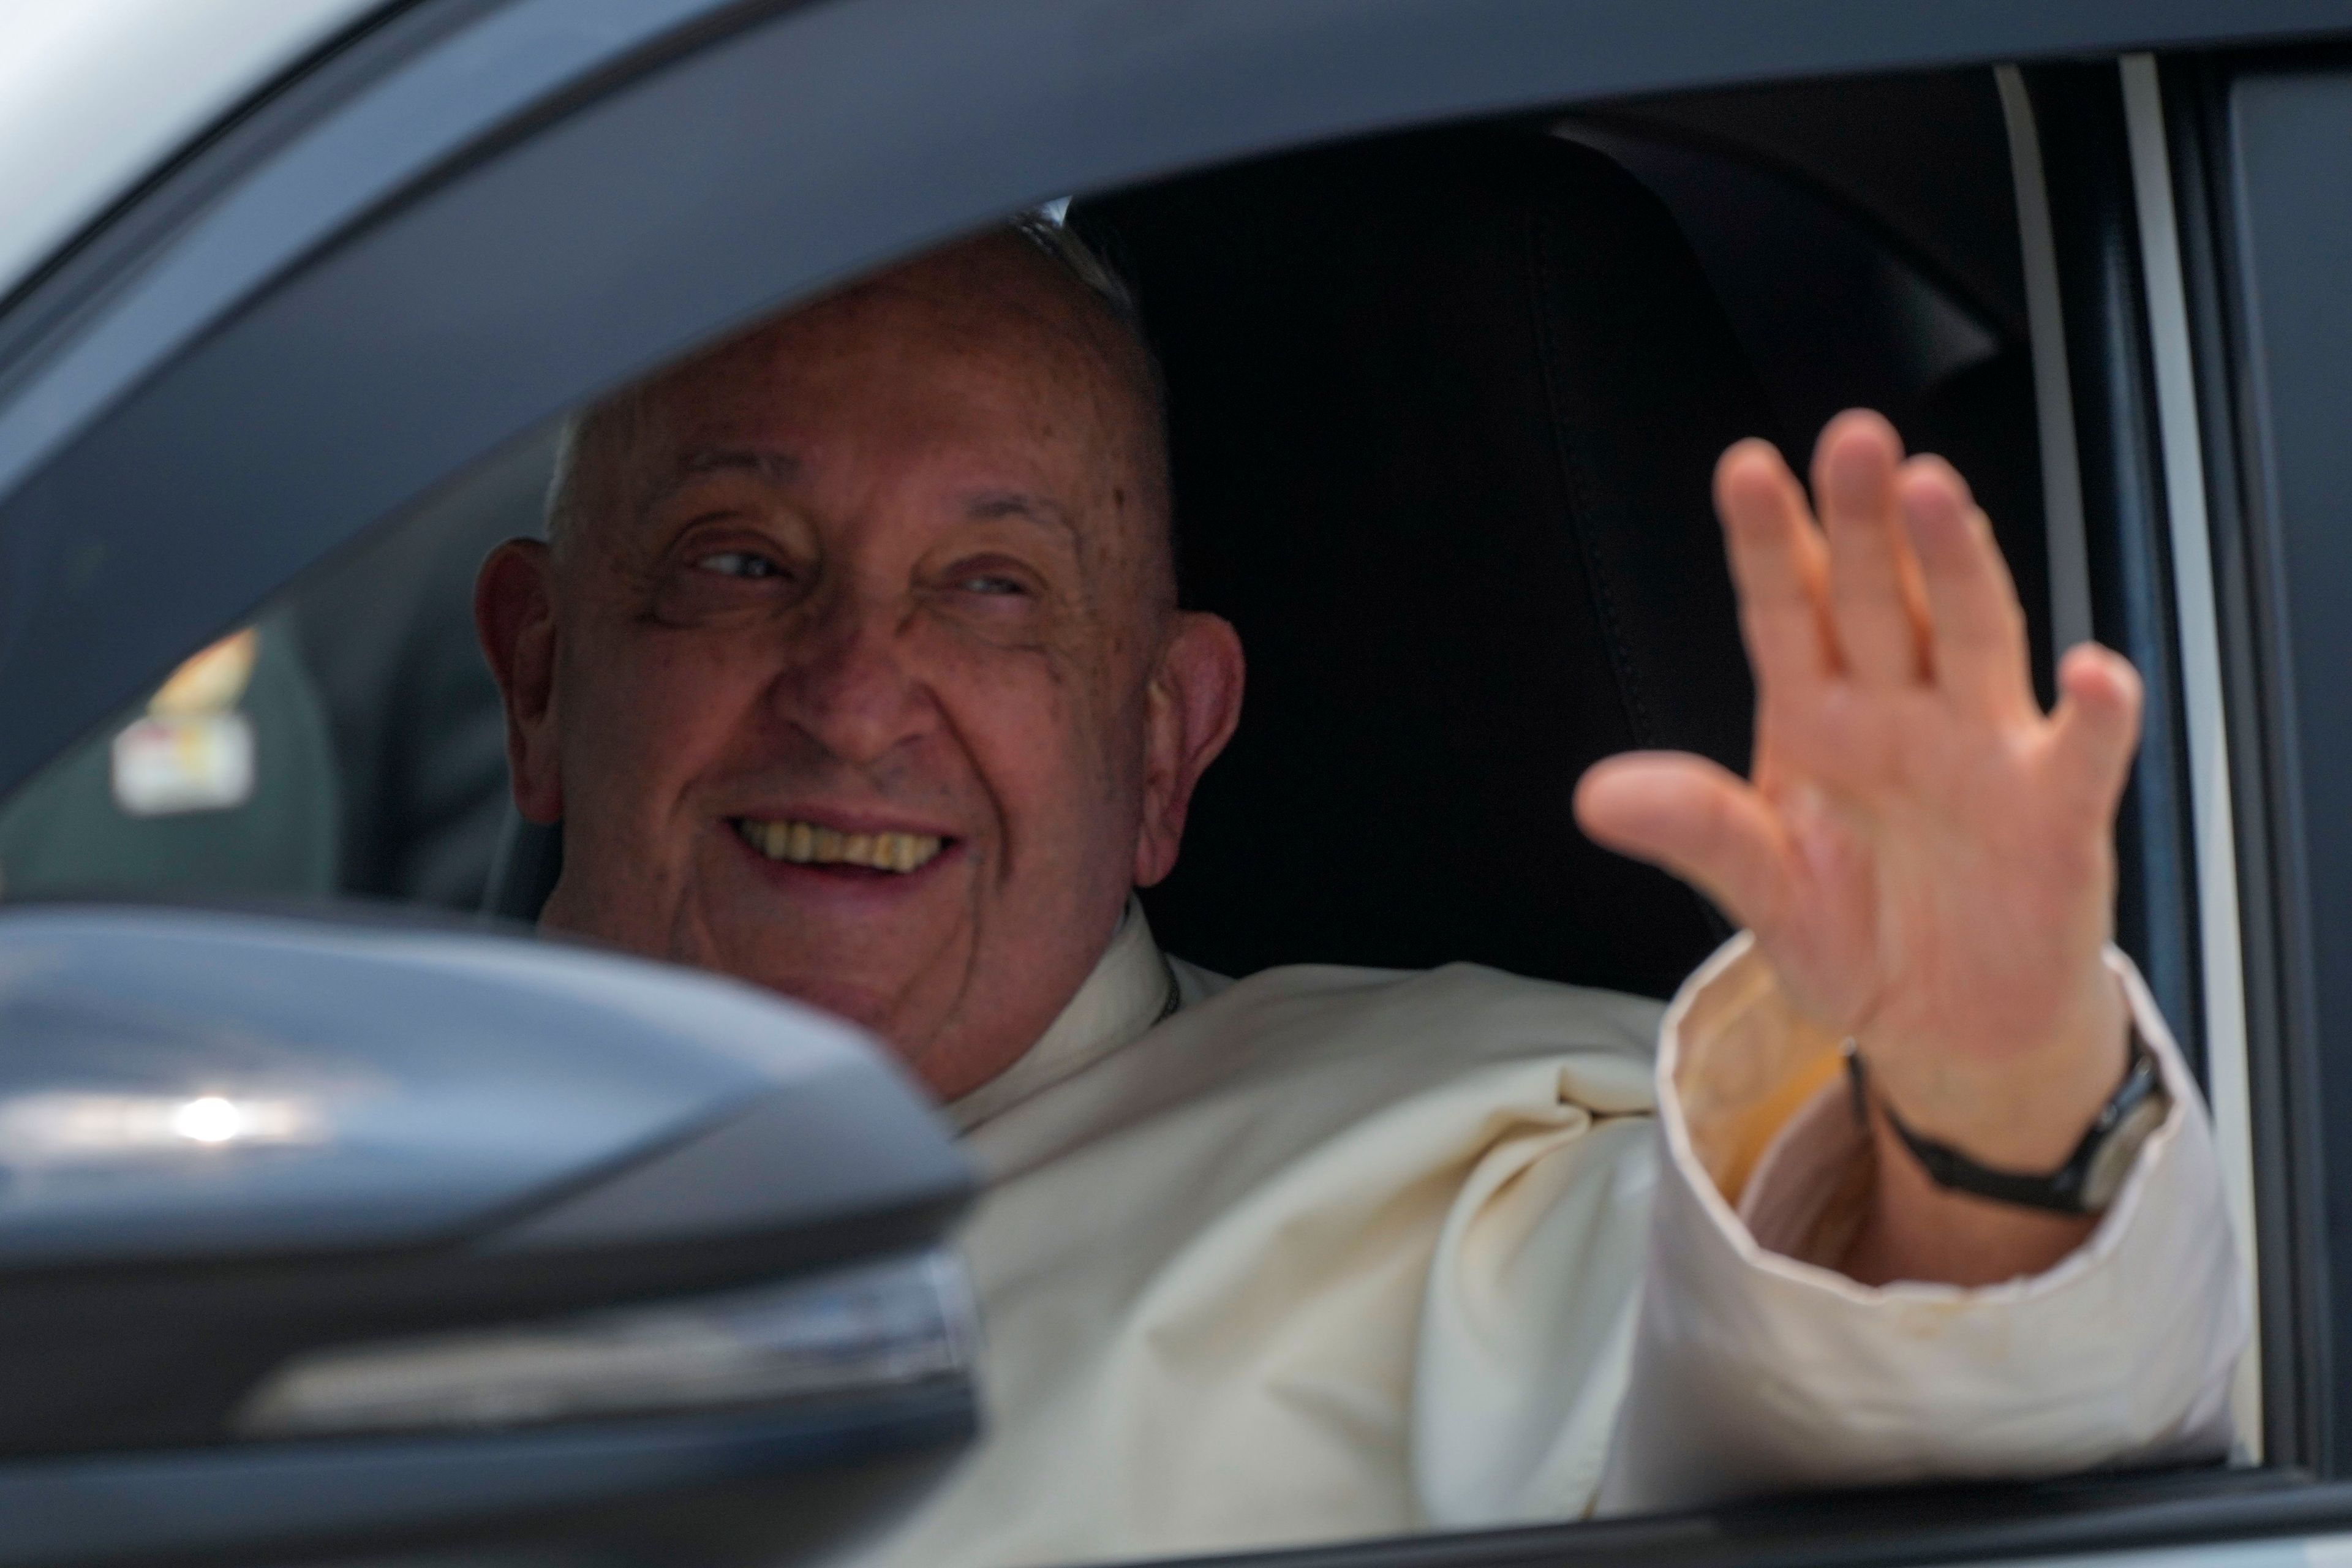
xmin=1077 ymin=129 xmax=1773 ymax=998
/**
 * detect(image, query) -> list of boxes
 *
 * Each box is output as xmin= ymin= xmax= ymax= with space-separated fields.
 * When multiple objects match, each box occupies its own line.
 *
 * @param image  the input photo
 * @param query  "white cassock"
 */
xmin=861 ymin=903 xmax=2245 ymax=1568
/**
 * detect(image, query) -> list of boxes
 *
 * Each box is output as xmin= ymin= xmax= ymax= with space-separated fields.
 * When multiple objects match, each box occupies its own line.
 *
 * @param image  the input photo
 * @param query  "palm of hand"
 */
xmin=1578 ymin=411 xmax=2139 ymax=1163
xmin=1746 ymin=669 xmax=2115 ymax=1070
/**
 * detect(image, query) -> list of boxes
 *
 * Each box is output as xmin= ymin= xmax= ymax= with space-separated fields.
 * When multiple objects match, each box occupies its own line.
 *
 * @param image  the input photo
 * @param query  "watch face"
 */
xmin=2080 ymin=1088 xmax=2173 ymax=1213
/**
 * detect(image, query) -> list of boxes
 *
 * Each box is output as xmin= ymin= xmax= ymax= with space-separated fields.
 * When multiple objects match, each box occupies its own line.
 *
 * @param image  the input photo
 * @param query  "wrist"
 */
xmin=1844 ymin=1109 xmax=2100 ymax=1286
xmin=1857 ymin=962 xmax=2130 ymax=1172
xmin=1855 ymin=1025 xmax=2163 ymax=1215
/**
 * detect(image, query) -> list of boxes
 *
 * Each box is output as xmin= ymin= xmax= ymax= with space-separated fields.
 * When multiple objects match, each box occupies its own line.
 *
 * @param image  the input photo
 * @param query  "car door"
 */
xmin=5 ymin=3 xmax=2352 ymax=1567
xmin=2164 ymin=42 xmax=2352 ymax=1487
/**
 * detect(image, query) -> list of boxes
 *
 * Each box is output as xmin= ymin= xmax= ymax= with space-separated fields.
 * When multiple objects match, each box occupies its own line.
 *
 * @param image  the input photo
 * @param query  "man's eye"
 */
xmin=695 ymin=551 xmax=783 ymax=580
xmin=956 ymin=573 xmax=1027 ymax=597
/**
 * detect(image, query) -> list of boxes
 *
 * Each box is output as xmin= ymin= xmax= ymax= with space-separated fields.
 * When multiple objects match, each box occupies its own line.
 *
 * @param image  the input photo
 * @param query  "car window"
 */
xmin=0 ymin=428 xmax=555 ymax=913
xmin=0 ymin=73 xmax=2051 ymax=945
xmin=0 ymin=619 xmax=337 ymax=900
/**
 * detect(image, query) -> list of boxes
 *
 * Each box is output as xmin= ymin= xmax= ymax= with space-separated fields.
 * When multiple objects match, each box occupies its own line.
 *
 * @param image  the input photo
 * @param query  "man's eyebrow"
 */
xmin=641 ymin=447 xmax=802 ymax=512
xmin=964 ymin=490 xmax=1079 ymax=544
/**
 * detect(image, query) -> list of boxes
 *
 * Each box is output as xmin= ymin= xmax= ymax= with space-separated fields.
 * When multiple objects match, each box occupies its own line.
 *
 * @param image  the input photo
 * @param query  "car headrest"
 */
xmin=1076 ymin=128 xmax=1771 ymax=998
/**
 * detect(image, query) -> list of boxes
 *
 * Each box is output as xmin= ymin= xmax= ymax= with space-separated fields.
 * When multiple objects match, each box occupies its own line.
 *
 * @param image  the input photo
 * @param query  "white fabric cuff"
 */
xmin=1597 ymin=935 xmax=2247 ymax=1513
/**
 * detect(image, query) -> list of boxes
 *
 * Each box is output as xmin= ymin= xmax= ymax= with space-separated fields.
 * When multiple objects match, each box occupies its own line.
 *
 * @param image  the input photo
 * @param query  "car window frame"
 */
xmin=2165 ymin=43 xmax=2352 ymax=1485
xmin=1 ymin=3 xmax=2350 ymax=1566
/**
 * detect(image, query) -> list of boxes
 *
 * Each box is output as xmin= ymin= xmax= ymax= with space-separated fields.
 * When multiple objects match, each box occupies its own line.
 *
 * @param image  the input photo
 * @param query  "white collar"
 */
xmin=946 ymin=898 xmax=1176 ymax=1133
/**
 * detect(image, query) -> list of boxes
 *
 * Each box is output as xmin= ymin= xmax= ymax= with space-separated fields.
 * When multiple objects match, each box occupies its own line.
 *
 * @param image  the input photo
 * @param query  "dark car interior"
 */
xmin=0 ymin=66 xmax=2051 ymax=1015
xmin=1081 ymin=125 xmax=1766 ymax=997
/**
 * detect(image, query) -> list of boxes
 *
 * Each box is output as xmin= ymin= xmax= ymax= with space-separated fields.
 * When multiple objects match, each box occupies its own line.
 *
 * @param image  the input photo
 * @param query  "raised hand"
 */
xmin=1575 ymin=410 xmax=2139 ymax=1281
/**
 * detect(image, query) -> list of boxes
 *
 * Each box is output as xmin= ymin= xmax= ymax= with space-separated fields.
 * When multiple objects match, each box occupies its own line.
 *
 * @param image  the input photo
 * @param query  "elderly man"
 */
xmin=475 ymin=217 xmax=2242 ymax=1566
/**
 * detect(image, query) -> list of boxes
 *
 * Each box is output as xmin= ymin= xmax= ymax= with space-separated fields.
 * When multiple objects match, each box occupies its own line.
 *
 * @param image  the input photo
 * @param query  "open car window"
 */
xmin=0 ymin=426 xmax=555 ymax=911
xmin=0 ymin=75 xmax=2051 ymax=948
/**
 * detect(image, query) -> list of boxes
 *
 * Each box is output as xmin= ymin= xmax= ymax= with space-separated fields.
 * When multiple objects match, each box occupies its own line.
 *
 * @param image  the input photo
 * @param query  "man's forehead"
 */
xmin=560 ymin=227 xmax=1171 ymax=594
xmin=662 ymin=236 xmax=1117 ymax=399
xmin=620 ymin=246 xmax=1133 ymax=472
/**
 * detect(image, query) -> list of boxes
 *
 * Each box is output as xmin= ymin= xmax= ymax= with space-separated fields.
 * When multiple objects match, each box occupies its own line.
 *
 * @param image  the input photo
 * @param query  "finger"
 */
xmin=1716 ymin=439 xmax=1835 ymax=691
xmin=1575 ymin=751 xmax=1790 ymax=935
xmin=1813 ymin=410 xmax=1928 ymax=687
xmin=1897 ymin=456 xmax=2033 ymax=721
xmin=2048 ymin=643 xmax=2144 ymax=815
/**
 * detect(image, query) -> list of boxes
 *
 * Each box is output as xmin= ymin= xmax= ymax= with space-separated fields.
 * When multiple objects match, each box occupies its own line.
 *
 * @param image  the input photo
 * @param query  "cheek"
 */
xmin=920 ymin=625 xmax=1147 ymax=870
xmin=560 ymin=622 xmax=769 ymax=820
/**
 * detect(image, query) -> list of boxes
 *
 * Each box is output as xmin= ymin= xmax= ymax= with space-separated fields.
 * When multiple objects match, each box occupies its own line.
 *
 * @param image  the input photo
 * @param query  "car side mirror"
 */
xmin=0 ymin=904 xmax=977 ymax=1568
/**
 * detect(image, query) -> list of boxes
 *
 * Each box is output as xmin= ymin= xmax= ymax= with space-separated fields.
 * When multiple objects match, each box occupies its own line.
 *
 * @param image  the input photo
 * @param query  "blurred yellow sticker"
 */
xmin=150 ymin=627 xmax=258 ymax=718
xmin=111 ymin=712 xmax=256 ymax=816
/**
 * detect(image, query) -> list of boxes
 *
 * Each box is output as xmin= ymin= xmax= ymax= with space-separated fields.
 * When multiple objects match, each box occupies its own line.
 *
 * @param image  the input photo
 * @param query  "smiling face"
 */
xmin=477 ymin=233 xmax=1243 ymax=1101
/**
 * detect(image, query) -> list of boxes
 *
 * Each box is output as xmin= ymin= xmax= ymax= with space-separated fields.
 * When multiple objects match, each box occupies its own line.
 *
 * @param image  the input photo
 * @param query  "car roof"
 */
xmin=0 ymin=0 xmax=383 ymax=304
xmin=2 ymin=0 xmax=2342 ymax=314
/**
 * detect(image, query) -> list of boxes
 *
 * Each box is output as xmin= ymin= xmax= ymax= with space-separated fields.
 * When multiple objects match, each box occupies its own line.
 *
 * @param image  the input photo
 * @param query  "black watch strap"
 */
xmin=1844 ymin=1031 xmax=2171 ymax=1215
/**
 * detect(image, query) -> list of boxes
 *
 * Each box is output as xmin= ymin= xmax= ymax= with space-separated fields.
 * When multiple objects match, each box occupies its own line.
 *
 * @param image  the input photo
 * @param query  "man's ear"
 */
xmin=1134 ymin=611 xmax=1245 ymax=888
xmin=474 ymin=539 xmax=565 ymax=824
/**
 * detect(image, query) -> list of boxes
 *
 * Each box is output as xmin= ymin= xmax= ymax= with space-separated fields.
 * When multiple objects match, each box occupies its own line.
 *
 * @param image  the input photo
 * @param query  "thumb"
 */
xmin=1574 ymin=751 xmax=1789 ymax=935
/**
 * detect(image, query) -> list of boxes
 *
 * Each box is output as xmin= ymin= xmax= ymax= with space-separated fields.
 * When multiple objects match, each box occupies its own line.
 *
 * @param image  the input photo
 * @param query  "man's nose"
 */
xmin=772 ymin=590 xmax=937 ymax=765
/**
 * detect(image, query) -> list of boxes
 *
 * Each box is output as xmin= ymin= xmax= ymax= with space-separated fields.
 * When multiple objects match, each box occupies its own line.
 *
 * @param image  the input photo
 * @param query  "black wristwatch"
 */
xmin=1844 ymin=1032 xmax=2171 ymax=1215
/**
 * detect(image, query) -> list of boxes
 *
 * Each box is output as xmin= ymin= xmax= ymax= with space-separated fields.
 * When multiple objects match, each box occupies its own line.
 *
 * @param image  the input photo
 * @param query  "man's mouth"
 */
xmin=731 ymin=818 xmax=948 ymax=874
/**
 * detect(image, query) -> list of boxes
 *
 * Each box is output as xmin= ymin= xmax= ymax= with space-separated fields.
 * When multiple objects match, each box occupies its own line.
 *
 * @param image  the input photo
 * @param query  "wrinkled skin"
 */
xmin=483 ymin=236 xmax=2140 ymax=1287
xmin=476 ymin=235 xmax=1242 ymax=1102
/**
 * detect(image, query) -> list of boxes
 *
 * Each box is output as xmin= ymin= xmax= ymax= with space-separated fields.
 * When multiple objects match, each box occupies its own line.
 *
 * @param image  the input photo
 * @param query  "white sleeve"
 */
xmin=1596 ymin=935 xmax=2247 ymax=1515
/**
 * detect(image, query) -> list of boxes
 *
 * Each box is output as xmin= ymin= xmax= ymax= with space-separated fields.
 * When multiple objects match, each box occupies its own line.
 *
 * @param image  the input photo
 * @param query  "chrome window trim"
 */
xmin=2121 ymin=50 xmax=2264 ymax=1458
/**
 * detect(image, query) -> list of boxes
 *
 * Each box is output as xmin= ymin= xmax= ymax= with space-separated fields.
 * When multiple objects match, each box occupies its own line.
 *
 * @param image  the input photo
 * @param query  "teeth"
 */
xmin=737 ymin=819 xmax=944 ymax=873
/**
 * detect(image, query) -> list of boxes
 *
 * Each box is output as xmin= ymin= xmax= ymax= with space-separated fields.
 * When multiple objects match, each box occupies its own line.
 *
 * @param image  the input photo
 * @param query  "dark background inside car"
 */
xmin=1091 ymin=78 xmax=2048 ymax=995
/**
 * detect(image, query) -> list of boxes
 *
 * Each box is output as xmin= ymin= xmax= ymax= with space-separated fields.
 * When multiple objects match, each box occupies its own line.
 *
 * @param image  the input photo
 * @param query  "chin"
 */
xmin=723 ymin=952 xmax=914 ymax=1043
